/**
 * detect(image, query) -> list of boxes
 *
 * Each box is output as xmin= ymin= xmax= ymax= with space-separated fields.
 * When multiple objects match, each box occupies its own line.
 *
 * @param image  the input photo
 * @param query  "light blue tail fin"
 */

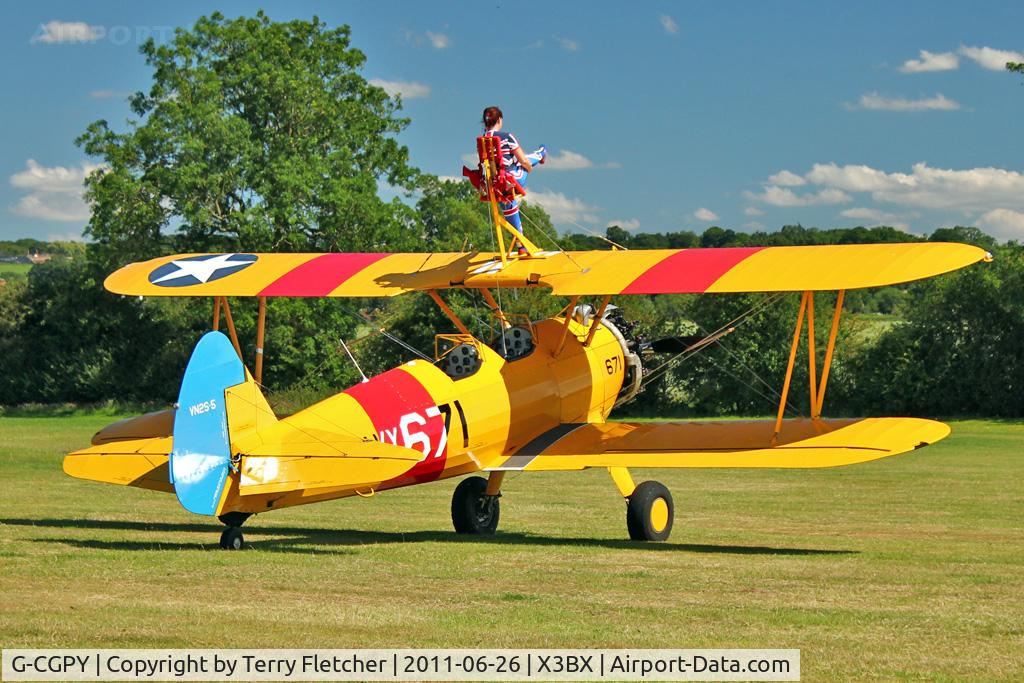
xmin=170 ymin=331 xmax=245 ymax=515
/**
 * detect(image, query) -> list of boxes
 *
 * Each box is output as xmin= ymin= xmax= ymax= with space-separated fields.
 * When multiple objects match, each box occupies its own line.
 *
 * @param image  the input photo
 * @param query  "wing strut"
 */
xmin=773 ymin=290 xmax=845 ymax=441
xmin=254 ymin=296 xmax=267 ymax=385
xmin=815 ymin=290 xmax=844 ymax=418
xmin=583 ymin=295 xmax=613 ymax=347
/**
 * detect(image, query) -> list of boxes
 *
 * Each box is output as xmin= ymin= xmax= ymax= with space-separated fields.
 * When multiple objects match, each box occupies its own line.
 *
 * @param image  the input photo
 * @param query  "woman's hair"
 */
xmin=482 ymin=106 xmax=503 ymax=129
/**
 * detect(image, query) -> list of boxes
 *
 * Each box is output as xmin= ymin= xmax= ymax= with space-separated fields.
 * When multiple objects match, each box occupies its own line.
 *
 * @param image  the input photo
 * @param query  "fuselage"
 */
xmin=222 ymin=314 xmax=632 ymax=514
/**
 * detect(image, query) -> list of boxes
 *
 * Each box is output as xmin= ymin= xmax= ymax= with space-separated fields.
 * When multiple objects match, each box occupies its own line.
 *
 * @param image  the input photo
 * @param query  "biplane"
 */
xmin=64 ymin=138 xmax=990 ymax=549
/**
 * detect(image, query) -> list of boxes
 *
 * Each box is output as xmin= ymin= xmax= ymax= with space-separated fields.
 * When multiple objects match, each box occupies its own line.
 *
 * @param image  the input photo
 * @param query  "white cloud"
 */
xmin=743 ymin=221 xmax=764 ymax=230
xmin=526 ymin=190 xmax=600 ymax=224
xmin=558 ymin=37 xmax=580 ymax=52
xmin=607 ymin=218 xmax=640 ymax=231
xmin=436 ymin=175 xmax=463 ymax=183
xmin=369 ymin=78 xmax=430 ymax=99
xmin=31 ymin=20 xmax=104 ymax=44
xmin=976 ymin=208 xmax=1024 ymax=240
xmin=960 ymin=44 xmax=1024 ymax=71
xmin=8 ymin=159 xmax=101 ymax=222
xmin=756 ymin=162 xmax=1024 ymax=220
xmin=767 ymin=170 xmax=807 ymax=186
xmin=805 ymin=163 xmax=896 ymax=192
xmin=851 ymin=92 xmax=961 ymax=111
xmin=659 ymin=15 xmax=679 ymax=35
xmin=543 ymin=149 xmax=619 ymax=171
xmin=900 ymin=50 xmax=959 ymax=73
xmin=425 ymin=31 xmax=450 ymax=49
xmin=694 ymin=207 xmax=719 ymax=222
xmin=744 ymin=206 xmax=764 ymax=216
xmin=12 ymin=194 xmax=90 ymax=222
xmin=838 ymin=207 xmax=909 ymax=231
xmin=806 ymin=162 xmax=1024 ymax=210
xmin=11 ymin=159 xmax=101 ymax=193
xmin=745 ymin=186 xmax=852 ymax=207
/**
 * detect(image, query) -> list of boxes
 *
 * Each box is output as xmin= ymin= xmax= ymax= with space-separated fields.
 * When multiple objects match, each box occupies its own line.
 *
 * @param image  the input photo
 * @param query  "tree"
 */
xmin=46 ymin=12 xmax=431 ymax=404
xmin=76 ymin=11 xmax=421 ymax=265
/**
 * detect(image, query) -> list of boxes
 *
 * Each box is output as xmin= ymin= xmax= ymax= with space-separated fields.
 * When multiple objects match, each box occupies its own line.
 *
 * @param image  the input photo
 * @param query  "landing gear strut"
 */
xmin=609 ymin=467 xmax=673 ymax=541
xmin=217 ymin=511 xmax=252 ymax=550
xmin=451 ymin=476 xmax=501 ymax=534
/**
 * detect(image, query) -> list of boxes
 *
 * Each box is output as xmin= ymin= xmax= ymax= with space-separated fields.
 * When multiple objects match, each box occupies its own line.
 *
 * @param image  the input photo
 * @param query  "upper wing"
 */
xmin=484 ymin=417 xmax=950 ymax=471
xmin=104 ymin=243 xmax=988 ymax=298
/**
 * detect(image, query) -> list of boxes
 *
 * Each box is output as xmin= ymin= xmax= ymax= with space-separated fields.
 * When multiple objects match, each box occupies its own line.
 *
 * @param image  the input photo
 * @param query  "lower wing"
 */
xmin=485 ymin=417 xmax=950 ymax=471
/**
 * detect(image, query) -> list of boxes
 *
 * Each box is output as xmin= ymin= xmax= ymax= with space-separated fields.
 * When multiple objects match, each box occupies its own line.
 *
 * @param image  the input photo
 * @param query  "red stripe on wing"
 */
xmin=621 ymin=247 xmax=764 ymax=294
xmin=258 ymin=253 xmax=391 ymax=297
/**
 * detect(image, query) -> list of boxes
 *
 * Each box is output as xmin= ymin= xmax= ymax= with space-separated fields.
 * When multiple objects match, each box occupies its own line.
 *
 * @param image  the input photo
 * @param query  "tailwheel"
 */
xmin=219 ymin=526 xmax=245 ymax=550
xmin=626 ymin=481 xmax=674 ymax=542
xmin=451 ymin=476 xmax=500 ymax=534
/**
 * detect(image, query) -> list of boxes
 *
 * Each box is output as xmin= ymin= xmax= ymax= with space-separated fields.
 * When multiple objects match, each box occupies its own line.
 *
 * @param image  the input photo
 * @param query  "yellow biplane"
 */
xmin=65 ymin=151 xmax=990 ymax=549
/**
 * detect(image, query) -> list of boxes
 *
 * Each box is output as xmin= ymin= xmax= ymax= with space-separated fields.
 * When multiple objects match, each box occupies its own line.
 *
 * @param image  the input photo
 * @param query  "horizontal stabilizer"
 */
xmin=90 ymin=409 xmax=174 ymax=445
xmin=238 ymin=441 xmax=425 ymax=496
xmin=64 ymin=440 xmax=172 ymax=493
xmin=485 ymin=417 xmax=950 ymax=471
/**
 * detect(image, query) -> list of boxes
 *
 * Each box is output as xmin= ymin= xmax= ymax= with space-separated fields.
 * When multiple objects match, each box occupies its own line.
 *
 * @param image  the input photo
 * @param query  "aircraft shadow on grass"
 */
xmin=2 ymin=517 xmax=857 ymax=557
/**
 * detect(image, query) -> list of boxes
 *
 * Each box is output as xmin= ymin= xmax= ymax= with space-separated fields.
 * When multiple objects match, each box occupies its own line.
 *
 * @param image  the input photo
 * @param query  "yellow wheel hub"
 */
xmin=649 ymin=497 xmax=669 ymax=533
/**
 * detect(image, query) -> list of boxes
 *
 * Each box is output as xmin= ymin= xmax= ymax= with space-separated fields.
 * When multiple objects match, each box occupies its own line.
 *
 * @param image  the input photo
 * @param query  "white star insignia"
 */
xmin=152 ymin=254 xmax=247 ymax=285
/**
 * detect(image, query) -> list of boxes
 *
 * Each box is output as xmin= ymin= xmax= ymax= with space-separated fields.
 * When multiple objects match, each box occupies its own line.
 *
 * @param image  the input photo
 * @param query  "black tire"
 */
xmin=451 ymin=476 xmax=500 ymax=534
xmin=219 ymin=526 xmax=244 ymax=550
xmin=626 ymin=481 xmax=674 ymax=542
xmin=218 ymin=511 xmax=251 ymax=528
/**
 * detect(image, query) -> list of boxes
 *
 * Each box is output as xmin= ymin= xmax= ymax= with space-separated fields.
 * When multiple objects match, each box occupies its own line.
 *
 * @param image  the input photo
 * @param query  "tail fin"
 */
xmin=171 ymin=331 xmax=275 ymax=515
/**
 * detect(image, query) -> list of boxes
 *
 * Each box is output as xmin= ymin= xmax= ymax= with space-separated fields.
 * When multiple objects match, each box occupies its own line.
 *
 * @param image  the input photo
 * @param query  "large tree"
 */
xmin=77 ymin=11 xmax=421 ymax=263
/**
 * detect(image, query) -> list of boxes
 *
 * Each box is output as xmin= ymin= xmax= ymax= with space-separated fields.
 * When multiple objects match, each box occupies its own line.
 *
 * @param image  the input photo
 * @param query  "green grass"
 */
xmin=0 ymin=262 xmax=32 ymax=279
xmin=1 ymin=416 xmax=1022 ymax=681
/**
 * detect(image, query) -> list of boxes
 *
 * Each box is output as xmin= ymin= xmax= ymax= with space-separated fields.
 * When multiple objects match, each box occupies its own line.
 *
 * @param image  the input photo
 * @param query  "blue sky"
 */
xmin=3 ymin=1 xmax=1024 ymax=243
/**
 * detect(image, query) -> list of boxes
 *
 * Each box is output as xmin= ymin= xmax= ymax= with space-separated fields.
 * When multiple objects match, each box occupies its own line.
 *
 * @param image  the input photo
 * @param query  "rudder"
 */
xmin=171 ymin=331 xmax=247 ymax=515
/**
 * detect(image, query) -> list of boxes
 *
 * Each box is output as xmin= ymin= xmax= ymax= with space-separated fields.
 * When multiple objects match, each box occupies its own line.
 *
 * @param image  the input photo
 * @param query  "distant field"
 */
xmin=1 ymin=416 xmax=1022 ymax=681
xmin=0 ymin=262 xmax=32 ymax=278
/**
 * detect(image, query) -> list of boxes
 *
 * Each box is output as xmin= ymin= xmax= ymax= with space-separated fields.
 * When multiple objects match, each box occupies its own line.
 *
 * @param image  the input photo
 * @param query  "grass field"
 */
xmin=0 ymin=262 xmax=32 ymax=279
xmin=1 ymin=415 xmax=1022 ymax=681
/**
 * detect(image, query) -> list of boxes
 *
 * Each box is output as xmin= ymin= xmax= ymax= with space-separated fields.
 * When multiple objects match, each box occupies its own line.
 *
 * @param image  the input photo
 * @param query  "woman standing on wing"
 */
xmin=482 ymin=105 xmax=546 ymax=240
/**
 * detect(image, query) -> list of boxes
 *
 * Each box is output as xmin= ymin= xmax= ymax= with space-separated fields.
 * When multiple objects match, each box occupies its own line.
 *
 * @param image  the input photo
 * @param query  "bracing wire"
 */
xmin=518 ymin=209 xmax=588 ymax=273
xmin=639 ymin=291 xmax=802 ymax=416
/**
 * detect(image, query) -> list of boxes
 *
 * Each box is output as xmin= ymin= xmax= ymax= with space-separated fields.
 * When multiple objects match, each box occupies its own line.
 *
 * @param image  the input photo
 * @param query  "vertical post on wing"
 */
xmin=212 ymin=297 xmax=222 ymax=331
xmin=480 ymin=288 xmax=511 ymax=328
xmin=427 ymin=290 xmax=472 ymax=336
xmin=814 ymin=290 xmax=845 ymax=419
xmin=584 ymin=295 xmax=613 ymax=347
xmin=806 ymin=292 xmax=818 ymax=418
xmin=219 ymin=296 xmax=244 ymax=361
xmin=254 ymin=296 xmax=267 ymax=385
xmin=556 ymin=296 xmax=580 ymax=355
xmin=773 ymin=291 xmax=809 ymax=444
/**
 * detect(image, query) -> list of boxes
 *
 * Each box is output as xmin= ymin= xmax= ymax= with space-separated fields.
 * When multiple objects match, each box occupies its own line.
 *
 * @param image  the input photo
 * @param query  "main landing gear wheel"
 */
xmin=219 ymin=526 xmax=244 ymax=550
xmin=451 ymin=476 xmax=500 ymax=534
xmin=626 ymin=481 xmax=673 ymax=542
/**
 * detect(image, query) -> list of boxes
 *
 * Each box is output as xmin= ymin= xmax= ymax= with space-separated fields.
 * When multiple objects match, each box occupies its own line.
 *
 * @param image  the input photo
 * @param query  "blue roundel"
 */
xmin=148 ymin=253 xmax=258 ymax=287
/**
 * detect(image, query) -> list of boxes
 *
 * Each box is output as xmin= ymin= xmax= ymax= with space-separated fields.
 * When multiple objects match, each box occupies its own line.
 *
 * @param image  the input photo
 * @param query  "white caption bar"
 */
xmin=2 ymin=649 xmax=799 ymax=681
